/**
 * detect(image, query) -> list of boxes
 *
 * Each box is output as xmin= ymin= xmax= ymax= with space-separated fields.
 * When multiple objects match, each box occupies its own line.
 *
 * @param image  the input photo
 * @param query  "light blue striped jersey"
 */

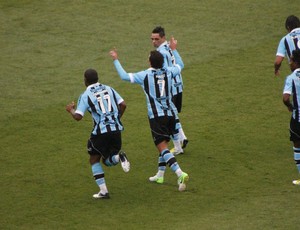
xmin=157 ymin=41 xmax=183 ymax=95
xmin=276 ymin=28 xmax=300 ymax=62
xmin=75 ymin=82 xmax=124 ymax=135
xmin=128 ymin=66 xmax=181 ymax=119
xmin=283 ymin=68 xmax=300 ymax=121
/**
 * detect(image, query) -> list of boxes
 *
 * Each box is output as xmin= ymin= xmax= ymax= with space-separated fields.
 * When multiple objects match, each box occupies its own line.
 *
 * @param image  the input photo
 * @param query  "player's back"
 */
xmin=85 ymin=83 xmax=123 ymax=134
xmin=141 ymin=68 xmax=178 ymax=119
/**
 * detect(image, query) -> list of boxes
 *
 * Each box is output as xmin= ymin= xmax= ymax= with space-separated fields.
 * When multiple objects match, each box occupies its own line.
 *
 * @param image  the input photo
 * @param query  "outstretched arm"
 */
xmin=109 ymin=49 xmax=131 ymax=81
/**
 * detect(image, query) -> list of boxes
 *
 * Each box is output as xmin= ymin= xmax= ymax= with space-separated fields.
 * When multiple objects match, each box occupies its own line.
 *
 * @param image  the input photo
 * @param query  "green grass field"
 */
xmin=1 ymin=0 xmax=300 ymax=229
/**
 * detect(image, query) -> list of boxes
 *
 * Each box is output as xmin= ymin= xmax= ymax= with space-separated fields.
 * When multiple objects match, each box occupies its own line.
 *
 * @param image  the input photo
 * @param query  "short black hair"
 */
xmin=149 ymin=50 xmax=164 ymax=69
xmin=84 ymin=69 xmax=98 ymax=85
xmin=291 ymin=50 xmax=300 ymax=66
xmin=152 ymin=26 xmax=165 ymax=37
xmin=285 ymin=15 xmax=300 ymax=31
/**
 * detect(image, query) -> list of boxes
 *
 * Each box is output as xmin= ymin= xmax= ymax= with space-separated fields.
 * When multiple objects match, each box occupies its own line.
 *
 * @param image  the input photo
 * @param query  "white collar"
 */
xmin=148 ymin=67 xmax=159 ymax=71
xmin=294 ymin=68 xmax=300 ymax=73
xmin=158 ymin=41 xmax=168 ymax=49
xmin=290 ymin=28 xmax=300 ymax=33
xmin=86 ymin=82 xmax=100 ymax=90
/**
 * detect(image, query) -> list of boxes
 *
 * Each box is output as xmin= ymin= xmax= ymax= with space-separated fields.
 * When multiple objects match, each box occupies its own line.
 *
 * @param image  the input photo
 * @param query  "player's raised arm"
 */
xmin=109 ymin=49 xmax=131 ymax=81
xmin=169 ymin=37 xmax=184 ymax=70
xmin=109 ymin=48 xmax=118 ymax=60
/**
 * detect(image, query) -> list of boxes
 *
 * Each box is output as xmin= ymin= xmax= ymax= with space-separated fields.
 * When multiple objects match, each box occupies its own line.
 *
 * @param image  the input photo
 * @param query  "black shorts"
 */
xmin=87 ymin=131 xmax=122 ymax=160
xmin=290 ymin=117 xmax=300 ymax=142
xmin=149 ymin=116 xmax=178 ymax=145
xmin=172 ymin=92 xmax=182 ymax=113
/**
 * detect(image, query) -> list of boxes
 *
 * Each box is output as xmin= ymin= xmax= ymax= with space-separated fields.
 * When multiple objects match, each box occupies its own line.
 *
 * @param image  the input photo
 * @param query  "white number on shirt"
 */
xmin=95 ymin=90 xmax=112 ymax=114
xmin=157 ymin=79 xmax=165 ymax=97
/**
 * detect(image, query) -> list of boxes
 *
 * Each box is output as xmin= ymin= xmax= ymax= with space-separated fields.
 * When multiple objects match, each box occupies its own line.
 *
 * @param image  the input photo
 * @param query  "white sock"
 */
xmin=99 ymin=184 xmax=108 ymax=194
xmin=173 ymin=139 xmax=183 ymax=151
xmin=157 ymin=170 xmax=165 ymax=177
xmin=114 ymin=154 xmax=120 ymax=162
xmin=175 ymin=168 xmax=183 ymax=177
xmin=179 ymin=128 xmax=187 ymax=141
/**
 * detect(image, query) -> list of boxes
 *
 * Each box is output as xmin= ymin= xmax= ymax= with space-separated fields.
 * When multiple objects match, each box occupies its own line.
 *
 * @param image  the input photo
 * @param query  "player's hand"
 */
xmin=169 ymin=36 xmax=177 ymax=50
xmin=109 ymin=48 xmax=118 ymax=60
xmin=66 ymin=101 xmax=75 ymax=113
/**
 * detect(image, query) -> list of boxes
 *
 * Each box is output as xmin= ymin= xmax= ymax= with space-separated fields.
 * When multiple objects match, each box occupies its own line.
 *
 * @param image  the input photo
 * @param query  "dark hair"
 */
xmin=84 ymin=69 xmax=98 ymax=85
xmin=152 ymin=26 xmax=165 ymax=37
xmin=149 ymin=50 xmax=164 ymax=69
xmin=285 ymin=15 xmax=300 ymax=31
xmin=291 ymin=50 xmax=300 ymax=66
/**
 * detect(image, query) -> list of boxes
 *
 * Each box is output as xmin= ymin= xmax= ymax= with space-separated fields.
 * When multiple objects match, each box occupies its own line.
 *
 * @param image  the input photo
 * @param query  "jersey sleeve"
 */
xmin=75 ymin=93 xmax=88 ymax=116
xmin=129 ymin=70 xmax=147 ymax=85
xmin=276 ymin=37 xmax=286 ymax=57
xmin=110 ymin=87 xmax=124 ymax=105
xmin=168 ymin=64 xmax=182 ymax=78
xmin=172 ymin=50 xmax=184 ymax=69
xmin=283 ymin=76 xmax=293 ymax=95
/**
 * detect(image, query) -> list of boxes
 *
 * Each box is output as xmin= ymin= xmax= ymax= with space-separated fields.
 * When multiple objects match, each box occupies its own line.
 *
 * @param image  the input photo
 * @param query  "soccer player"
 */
xmin=66 ymin=68 xmax=130 ymax=199
xmin=282 ymin=49 xmax=300 ymax=185
xmin=151 ymin=26 xmax=188 ymax=155
xmin=109 ymin=37 xmax=189 ymax=191
xmin=274 ymin=15 xmax=300 ymax=76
